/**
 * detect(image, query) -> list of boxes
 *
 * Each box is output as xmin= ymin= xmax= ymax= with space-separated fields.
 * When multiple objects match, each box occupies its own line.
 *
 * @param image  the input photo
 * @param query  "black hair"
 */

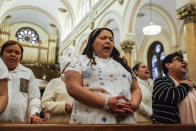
xmin=132 ymin=62 xmax=143 ymax=75
xmin=162 ymin=52 xmax=183 ymax=75
xmin=82 ymin=27 xmax=133 ymax=75
xmin=0 ymin=40 xmax=23 ymax=60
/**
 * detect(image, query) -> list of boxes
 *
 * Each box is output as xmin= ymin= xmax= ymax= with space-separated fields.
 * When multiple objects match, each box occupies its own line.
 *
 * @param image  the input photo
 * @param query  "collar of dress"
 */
xmin=93 ymin=53 xmax=111 ymax=63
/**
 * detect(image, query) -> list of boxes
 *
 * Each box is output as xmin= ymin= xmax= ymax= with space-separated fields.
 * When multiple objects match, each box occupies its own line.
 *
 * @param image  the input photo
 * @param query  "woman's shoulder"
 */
xmin=16 ymin=64 xmax=34 ymax=76
xmin=73 ymin=55 xmax=89 ymax=61
xmin=47 ymin=77 xmax=64 ymax=88
xmin=148 ymin=78 xmax=154 ymax=83
xmin=67 ymin=55 xmax=90 ymax=70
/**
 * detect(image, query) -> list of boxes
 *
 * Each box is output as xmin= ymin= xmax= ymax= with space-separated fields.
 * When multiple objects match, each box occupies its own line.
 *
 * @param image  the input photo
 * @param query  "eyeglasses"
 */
xmin=172 ymin=57 xmax=186 ymax=63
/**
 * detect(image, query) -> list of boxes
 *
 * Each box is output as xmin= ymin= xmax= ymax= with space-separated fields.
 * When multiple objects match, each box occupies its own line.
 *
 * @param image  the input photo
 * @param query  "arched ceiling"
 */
xmin=133 ymin=0 xmax=180 ymax=49
xmin=0 ymin=0 xmax=183 ymax=45
xmin=0 ymin=0 xmax=79 ymax=41
xmin=8 ymin=9 xmax=55 ymax=33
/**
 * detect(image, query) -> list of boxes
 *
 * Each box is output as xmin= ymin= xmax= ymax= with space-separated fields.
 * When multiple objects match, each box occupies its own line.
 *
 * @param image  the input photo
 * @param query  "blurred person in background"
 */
xmin=41 ymin=56 xmax=73 ymax=123
xmin=132 ymin=62 xmax=153 ymax=123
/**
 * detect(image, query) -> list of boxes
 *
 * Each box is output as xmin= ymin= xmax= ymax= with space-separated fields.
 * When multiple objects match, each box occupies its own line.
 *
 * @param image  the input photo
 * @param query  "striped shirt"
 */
xmin=152 ymin=76 xmax=190 ymax=124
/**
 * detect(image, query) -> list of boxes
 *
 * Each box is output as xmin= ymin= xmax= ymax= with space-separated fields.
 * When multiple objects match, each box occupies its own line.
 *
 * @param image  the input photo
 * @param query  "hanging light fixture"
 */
xmin=143 ymin=0 xmax=161 ymax=35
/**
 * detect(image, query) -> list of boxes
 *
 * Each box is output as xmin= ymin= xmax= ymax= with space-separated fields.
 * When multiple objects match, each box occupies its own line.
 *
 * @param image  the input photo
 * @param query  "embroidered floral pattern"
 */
xmin=102 ymin=117 xmax=107 ymax=123
xmin=122 ymin=74 xmax=126 ymax=78
xmin=83 ymin=82 xmax=90 ymax=87
xmin=119 ymin=90 xmax=129 ymax=98
xmin=66 ymin=55 xmax=135 ymax=124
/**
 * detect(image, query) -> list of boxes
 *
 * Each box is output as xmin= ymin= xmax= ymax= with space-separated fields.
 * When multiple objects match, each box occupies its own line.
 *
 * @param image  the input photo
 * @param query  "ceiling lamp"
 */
xmin=143 ymin=0 xmax=161 ymax=35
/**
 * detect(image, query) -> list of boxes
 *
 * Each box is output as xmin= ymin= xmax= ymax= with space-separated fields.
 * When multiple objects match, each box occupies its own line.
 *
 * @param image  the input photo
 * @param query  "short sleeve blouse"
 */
xmin=65 ymin=55 xmax=136 ymax=124
xmin=0 ymin=58 xmax=9 ymax=80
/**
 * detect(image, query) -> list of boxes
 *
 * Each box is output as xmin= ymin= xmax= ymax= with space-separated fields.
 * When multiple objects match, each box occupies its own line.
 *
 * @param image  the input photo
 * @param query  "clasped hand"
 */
xmin=28 ymin=115 xmax=43 ymax=124
xmin=107 ymin=95 xmax=136 ymax=123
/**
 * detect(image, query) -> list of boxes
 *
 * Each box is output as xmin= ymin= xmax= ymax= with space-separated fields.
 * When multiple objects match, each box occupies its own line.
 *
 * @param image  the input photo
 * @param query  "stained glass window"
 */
xmin=16 ymin=27 xmax=39 ymax=45
xmin=152 ymin=55 xmax=158 ymax=80
xmin=160 ymin=51 xmax=165 ymax=60
xmin=147 ymin=42 xmax=165 ymax=80
xmin=155 ymin=44 xmax=161 ymax=53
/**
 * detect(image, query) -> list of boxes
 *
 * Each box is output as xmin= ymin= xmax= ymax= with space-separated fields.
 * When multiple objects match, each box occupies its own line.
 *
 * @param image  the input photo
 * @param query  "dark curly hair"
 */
xmin=82 ymin=27 xmax=133 ymax=75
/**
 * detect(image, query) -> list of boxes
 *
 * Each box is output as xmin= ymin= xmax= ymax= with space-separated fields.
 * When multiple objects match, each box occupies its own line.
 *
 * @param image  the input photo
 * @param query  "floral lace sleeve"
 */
xmin=65 ymin=56 xmax=82 ymax=74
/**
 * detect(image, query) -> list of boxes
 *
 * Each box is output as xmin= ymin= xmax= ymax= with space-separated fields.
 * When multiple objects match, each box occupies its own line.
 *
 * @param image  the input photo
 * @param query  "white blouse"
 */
xmin=66 ymin=55 xmax=136 ymax=124
xmin=0 ymin=64 xmax=41 ymax=122
xmin=135 ymin=77 xmax=153 ymax=123
xmin=41 ymin=77 xmax=73 ymax=123
xmin=0 ymin=58 xmax=9 ymax=80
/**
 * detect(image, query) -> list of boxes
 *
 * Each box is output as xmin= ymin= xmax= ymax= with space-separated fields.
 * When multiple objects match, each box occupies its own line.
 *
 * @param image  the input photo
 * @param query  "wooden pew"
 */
xmin=0 ymin=123 xmax=196 ymax=131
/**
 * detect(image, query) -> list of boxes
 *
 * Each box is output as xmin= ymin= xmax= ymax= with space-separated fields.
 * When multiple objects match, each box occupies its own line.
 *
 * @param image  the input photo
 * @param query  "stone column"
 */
xmin=177 ymin=1 xmax=196 ymax=82
xmin=0 ymin=16 xmax=11 ymax=45
xmin=120 ymin=40 xmax=135 ymax=67
xmin=48 ymin=26 xmax=57 ymax=65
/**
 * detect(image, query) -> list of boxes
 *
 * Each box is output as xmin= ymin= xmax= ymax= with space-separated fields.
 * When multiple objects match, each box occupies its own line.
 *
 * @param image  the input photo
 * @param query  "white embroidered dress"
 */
xmin=0 ymin=58 xmax=9 ymax=80
xmin=66 ymin=55 xmax=136 ymax=124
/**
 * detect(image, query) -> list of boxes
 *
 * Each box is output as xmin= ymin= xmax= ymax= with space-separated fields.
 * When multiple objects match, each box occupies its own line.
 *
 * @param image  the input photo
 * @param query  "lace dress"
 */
xmin=66 ymin=55 xmax=136 ymax=124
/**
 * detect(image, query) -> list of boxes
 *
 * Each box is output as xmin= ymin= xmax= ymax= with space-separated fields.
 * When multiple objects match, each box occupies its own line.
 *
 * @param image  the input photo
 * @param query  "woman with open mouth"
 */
xmin=132 ymin=62 xmax=153 ymax=123
xmin=64 ymin=27 xmax=142 ymax=124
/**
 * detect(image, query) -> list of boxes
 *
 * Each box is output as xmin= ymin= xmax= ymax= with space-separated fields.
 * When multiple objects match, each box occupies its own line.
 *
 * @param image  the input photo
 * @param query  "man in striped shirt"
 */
xmin=152 ymin=52 xmax=194 ymax=123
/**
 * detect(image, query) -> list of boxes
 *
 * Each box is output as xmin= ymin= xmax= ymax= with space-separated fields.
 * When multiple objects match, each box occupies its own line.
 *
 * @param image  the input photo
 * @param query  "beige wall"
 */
xmin=9 ymin=22 xmax=50 ymax=64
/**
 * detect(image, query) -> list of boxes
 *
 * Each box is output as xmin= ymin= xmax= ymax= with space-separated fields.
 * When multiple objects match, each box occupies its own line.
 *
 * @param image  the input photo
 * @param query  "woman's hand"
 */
xmin=181 ymin=80 xmax=195 ymax=89
xmin=65 ymin=103 xmax=72 ymax=112
xmin=107 ymin=95 xmax=132 ymax=113
xmin=116 ymin=96 xmax=138 ymax=123
xmin=106 ymin=95 xmax=134 ymax=123
xmin=123 ymin=95 xmax=139 ymax=112
xmin=28 ymin=115 xmax=43 ymax=124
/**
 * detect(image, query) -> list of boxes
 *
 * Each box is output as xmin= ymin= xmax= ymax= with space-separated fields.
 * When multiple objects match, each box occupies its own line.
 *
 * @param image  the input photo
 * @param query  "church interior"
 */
xmin=1 ymin=0 xmax=196 ymax=130
xmin=0 ymin=0 xmax=195 ymax=94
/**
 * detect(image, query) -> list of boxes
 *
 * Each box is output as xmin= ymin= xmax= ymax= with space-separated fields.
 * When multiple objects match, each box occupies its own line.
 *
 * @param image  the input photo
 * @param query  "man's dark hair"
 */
xmin=162 ymin=52 xmax=183 ymax=75
xmin=0 ymin=40 xmax=23 ymax=60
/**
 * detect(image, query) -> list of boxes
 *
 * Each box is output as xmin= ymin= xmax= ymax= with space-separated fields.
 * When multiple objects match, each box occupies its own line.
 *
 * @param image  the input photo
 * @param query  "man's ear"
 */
xmin=165 ymin=63 xmax=171 ymax=69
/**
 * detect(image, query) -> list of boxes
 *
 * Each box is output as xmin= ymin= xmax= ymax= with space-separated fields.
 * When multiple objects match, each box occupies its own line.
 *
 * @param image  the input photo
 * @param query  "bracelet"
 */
xmin=103 ymin=96 xmax=109 ymax=111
